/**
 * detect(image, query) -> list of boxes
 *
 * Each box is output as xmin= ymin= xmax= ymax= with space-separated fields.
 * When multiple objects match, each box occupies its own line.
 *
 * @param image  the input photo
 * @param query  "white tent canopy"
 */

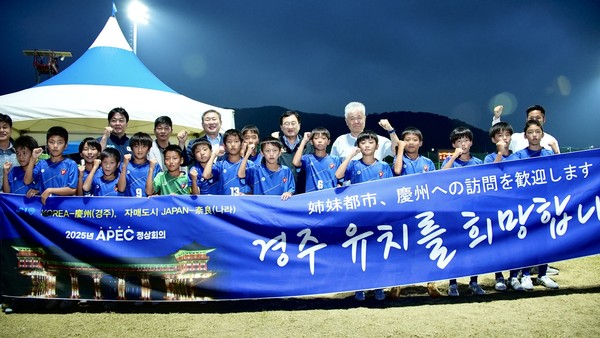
xmin=0 ymin=16 xmax=234 ymax=142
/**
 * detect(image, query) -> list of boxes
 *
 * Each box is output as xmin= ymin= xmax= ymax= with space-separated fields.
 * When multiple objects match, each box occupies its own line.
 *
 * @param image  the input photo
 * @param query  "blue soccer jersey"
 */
xmin=397 ymin=154 xmax=436 ymax=175
xmin=249 ymin=153 xmax=263 ymax=163
xmin=98 ymin=134 xmax=131 ymax=161
xmin=244 ymin=164 xmax=295 ymax=195
xmin=189 ymin=163 xmax=219 ymax=195
xmin=484 ymin=152 xmax=513 ymax=164
xmin=33 ymin=158 xmax=78 ymax=191
xmin=90 ymin=175 xmax=123 ymax=196
xmin=213 ymin=158 xmax=253 ymax=195
xmin=441 ymin=156 xmax=483 ymax=168
xmin=8 ymin=166 xmax=37 ymax=194
xmin=123 ymin=161 xmax=161 ymax=197
xmin=299 ymin=154 xmax=341 ymax=192
xmin=344 ymin=159 xmax=393 ymax=184
xmin=507 ymin=148 xmax=554 ymax=160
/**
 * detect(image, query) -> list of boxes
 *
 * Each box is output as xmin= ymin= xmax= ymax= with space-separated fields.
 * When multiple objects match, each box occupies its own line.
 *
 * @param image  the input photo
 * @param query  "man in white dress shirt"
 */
xmin=331 ymin=102 xmax=395 ymax=161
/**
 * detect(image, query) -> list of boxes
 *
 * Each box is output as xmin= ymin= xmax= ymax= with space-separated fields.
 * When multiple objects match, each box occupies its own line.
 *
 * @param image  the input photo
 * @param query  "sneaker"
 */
xmin=427 ymin=282 xmax=442 ymax=298
xmin=530 ymin=266 xmax=559 ymax=276
xmin=469 ymin=282 xmax=486 ymax=295
xmin=494 ymin=277 xmax=507 ymax=291
xmin=509 ymin=277 xmax=524 ymax=291
xmin=538 ymin=275 xmax=559 ymax=289
xmin=520 ymin=275 xmax=534 ymax=291
xmin=374 ymin=289 xmax=386 ymax=301
xmin=354 ymin=291 xmax=366 ymax=301
xmin=448 ymin=284 xmax=459 ymax=297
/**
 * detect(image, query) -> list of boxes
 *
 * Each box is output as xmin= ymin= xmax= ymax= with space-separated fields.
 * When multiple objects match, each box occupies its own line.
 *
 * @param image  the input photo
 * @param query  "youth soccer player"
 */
xmin=24 ymin=126 xmax=78 ymax=205
xmin=203 ymin=129 xmax=252 ymax=195
xmin=292 ymin=127 xmax=341 ymax=192
xmin=241 ymin=124 xmax=263 ymax=163
xmin=2 ymin=135 xmax=39 ymax=196
xmin=392 ymin=127 xmax=436 ymax=176
xmin=508 ymin=120 xmax=559 ymax=160
xmin=506 ymin=119 xmax=559 ymax=290
xmin=484 ymin=122 xmax=514 ymax=164
xmin=388 ymin=127 xmax=439 ymax=298
xmin=117 ymin=132 xmax=160 ymax=197
xmin=188 ymin=139 xmax=219 ymax=195
xmin=76 ymin=137 xmax=102 ymax=196
xmin=237 ymin=137 xmax=295 ymax=200
xmin=146 ymin=145 xmax=190 ymax=196
xmin=440 ymin=127 xmax=484 ymax=296
xmin=82 ymin=148 xmax=123 ymax=196
xmin=482 ymin=122 xmax=515 ymax=291
xmin=335 ymin=130 xmax=393 ymax=301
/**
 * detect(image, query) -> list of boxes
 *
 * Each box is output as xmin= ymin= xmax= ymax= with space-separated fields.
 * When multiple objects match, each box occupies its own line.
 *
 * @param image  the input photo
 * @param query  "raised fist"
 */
xmin=177 ymin=130 xmax=188 ymax=143
xmin=378 ymin=119 xmax=393 ymax=131
xmin=494 ymin=105 xmax=504 ymax=119
xmin=32 ymin=147 xmax=43 ymax=159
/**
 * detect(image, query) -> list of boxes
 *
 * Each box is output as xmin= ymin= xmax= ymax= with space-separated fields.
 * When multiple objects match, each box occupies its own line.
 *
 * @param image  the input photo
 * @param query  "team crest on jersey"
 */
xmin=329 ymin=163 xmax=335 ymax=169
xmin=423 ymin=165 xmax=429 ymax=171
xmin=379 ymin=171 xmax=383 ymax=177
xmin=61 ymin=169 xmax=67 ymax=175
xmin=283 ymin=177 xmax=287 ymax=183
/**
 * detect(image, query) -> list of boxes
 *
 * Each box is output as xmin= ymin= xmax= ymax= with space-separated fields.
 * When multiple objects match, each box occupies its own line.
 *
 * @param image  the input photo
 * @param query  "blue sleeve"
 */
xmin=241 ymin=165 xmax=254 ymax=186
xmin=441 ymin=157 xmax=451 ymax=168
xmin=382 ymin=162 xmax=393 ymax=178
xmin=66 ymin=161 xmax=79 ymax=189
xmin=286 ymin=168 xmax=296 ymax=194
xmin=344 ymin=160 xmax=355 ymax=181
xmin=426 ymin=157 xmax=436 ymax=172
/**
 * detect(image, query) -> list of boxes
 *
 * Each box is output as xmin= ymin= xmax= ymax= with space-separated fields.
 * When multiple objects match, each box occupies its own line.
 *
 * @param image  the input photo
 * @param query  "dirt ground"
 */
xmin=2 ymin=255 xmax=600 ymax=337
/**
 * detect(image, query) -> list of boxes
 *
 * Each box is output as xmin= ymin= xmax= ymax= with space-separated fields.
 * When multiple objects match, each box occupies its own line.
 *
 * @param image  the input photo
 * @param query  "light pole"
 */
xmin=428 ymin=148 xmax=438 ymax=169
xmin=128 ymin=1 xmax=149 ymax=54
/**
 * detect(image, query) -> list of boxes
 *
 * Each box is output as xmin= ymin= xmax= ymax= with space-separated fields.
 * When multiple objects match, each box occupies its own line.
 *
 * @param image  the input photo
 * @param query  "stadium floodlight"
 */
xmin=128 ymin=1 xmax=149 ymax=54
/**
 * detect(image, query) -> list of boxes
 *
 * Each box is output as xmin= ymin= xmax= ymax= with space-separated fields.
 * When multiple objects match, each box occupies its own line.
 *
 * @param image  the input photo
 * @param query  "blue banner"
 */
xmin=1 ymin=150 xmax=599 ymax=301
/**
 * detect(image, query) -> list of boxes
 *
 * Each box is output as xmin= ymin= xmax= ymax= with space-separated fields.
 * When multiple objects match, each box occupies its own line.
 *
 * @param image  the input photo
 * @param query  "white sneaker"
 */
xmin=448 ymin=284 xmax=459 ymax=297
xmin=531 ymin=266 xmax=560 ymax=276
xmin=495 ymin=277 xmax=507 ymax=291
xmin=509 ymin=277 xmax=524 ymax=291
xmin=538 ymin=275 xmax=559 ymax=289
xmin=520 ymin=275 xmax=534 ymax=291
xmin=469 ymin=282 xmax=486 ymax=295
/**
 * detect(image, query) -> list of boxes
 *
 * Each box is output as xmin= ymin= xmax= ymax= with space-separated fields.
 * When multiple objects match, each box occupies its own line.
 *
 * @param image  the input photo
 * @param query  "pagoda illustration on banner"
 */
xmin=12 ymin=242 xmax=216 ymax=301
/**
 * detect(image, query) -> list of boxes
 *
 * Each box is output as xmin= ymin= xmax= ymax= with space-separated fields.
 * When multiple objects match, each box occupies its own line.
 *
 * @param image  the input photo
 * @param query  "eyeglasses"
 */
xmin=282 ymin=121 xmax=298 ymax=127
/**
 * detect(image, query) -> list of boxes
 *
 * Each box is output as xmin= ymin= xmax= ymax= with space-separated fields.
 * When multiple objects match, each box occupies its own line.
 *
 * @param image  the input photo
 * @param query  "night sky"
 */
xmin=1 ymin=1 xmax=599 ymax=148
